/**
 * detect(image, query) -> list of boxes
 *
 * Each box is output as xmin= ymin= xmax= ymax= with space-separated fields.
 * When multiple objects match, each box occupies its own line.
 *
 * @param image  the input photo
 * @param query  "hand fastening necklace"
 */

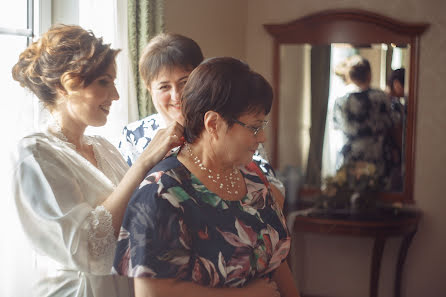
xmin=184 ymin=143 xmax=241 ymax=195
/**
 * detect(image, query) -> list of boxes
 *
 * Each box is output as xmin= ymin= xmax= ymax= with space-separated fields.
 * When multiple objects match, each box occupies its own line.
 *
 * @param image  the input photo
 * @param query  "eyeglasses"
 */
xmin=232 ymin=119 xmax=269 ymax=136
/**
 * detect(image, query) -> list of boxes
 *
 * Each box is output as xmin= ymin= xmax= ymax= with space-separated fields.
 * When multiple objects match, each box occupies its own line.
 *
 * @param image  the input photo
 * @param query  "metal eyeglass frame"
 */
xmin=232 ymin=119 xmax=269 ymax=136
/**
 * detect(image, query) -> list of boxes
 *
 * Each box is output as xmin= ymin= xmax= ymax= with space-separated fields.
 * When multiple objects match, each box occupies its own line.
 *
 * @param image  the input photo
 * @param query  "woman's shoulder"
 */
xmin=136 ymin=155 xmax=186 ymax=192
xmin=17 ymin=132 xmax=60 ymax=154
xmin=368 ymin=88 xmax=388 ymax=101
xmin=14 ymin=132 xmax=73 ymax=174
xmin=128 ymin=155 xmax=189 ymax=212
xmin=242 ymin=161 xmax=269 ymax=185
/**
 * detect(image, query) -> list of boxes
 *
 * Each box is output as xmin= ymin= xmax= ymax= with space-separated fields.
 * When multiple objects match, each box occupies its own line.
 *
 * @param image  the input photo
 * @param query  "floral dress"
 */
xmin=112 ymin=154 xmax=290 ymax=287
xmin=118 ymin=113 xmax=285 ymax=195
xmin=333 ymin=88 xmax=402 ymax=189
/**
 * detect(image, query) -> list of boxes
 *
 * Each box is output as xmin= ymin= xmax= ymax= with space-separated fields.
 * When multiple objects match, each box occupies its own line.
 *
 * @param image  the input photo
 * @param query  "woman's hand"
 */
xmin=138 ymin=121 xmax=184 ymax=168
xmin=243 ymin=278 xmax=281 ymax=297
xmin=101 ymin=121 xmax=184 ymax=237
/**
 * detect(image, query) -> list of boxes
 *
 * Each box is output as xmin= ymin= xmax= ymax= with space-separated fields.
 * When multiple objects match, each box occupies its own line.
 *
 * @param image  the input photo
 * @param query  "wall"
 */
xmin=245 ymin=1 xmax=445 ymax=297
xmin=166 ymin=0 xmax=446 ymax=296
xmin=164 ymin=0 xmax=247 ymax=60
xmin=52 ymin=0 xmax=446 ymax=296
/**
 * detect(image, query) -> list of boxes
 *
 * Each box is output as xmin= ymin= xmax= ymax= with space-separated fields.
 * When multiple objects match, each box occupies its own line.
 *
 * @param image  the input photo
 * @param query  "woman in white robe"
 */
xmin=10 ymin=24 xmax=184 ymax=297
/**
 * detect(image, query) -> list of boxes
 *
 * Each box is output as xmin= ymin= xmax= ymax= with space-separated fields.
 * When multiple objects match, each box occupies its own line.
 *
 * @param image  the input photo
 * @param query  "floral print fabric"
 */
xmin=118 ymin=113 xmax=285 ymax=195
xmin=112 ymin=154 xmax=290 ymax=287
xmin=118 ymin=113 xmax=165 ymax=166
xmin=333 ymin=88 xmax=402 ymax=190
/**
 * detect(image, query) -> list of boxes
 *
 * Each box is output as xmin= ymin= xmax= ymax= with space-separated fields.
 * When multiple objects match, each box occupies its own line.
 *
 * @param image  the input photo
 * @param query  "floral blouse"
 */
xmin=333 ymin=88 xmax=402 ymax=190
xmin=118 ymin=113 xmax=285 ymax=195
xmin=112 ymin=153 xmax=290 ymax=287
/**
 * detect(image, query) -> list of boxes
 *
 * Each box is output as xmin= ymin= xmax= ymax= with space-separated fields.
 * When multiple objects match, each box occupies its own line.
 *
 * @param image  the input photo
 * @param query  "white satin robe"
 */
xmin=12 ymin=131 xmax=133 ymax=297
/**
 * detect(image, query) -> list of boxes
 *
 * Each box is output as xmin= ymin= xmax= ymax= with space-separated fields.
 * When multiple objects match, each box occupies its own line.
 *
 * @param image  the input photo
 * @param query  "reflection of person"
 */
xmin=333 ymin=55 xmax=401 ymax=190
xmin=113 ymin=57 xmax=300 ymax=297
xmin=386 ymin=68 xmax=407 ymax=137
xmin=118 ymin=33 xmax=285 ymax=196
xmin=11 ymin=25 xmax=183 ymax=297
xmin=386 ymin=68 xmax=405 ymax=98
xmin=386 ymin=68 xmax=406 ymax=189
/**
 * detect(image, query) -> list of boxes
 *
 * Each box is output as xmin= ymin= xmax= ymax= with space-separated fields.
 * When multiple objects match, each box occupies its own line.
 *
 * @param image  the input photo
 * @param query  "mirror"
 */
xmin=264 ymin=9 xmax=428 ymax=203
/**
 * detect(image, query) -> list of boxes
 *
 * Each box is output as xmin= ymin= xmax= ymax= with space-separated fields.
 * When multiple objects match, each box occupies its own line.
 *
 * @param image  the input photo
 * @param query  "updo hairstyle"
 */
xmin=335 ymin=54 xmax=371 ymax=85
xmin=12 ymin=24 xmax=120 ymax=109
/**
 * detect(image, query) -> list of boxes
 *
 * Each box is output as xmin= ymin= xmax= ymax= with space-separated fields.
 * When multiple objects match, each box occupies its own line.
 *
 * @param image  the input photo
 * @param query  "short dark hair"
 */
xmin=139 ymin=33 xmax=204 ymax=88
xmin=387 ymin=68 xmax=405 ymax=91
xmin=12 ymin=24 xmax=119 ymax=108
xmin=346 ymin=55 xmax=371 ymax=84
xmin=182 ymin=57 xmax=273 ymax=143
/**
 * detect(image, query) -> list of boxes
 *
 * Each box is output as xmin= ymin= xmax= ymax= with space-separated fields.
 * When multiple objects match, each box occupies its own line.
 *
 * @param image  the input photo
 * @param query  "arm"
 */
xmin=272 ymin=262 xmax=301 ymax=297
xmin=134 ymin=277 xmax=280 ymax=297
xmin=102 ymin=121 xmax=184 ymax=236
xmin=267 ymin=168 xmax=300 ymax=297
xmin=13 ymin=124 xmax=183 ymax=274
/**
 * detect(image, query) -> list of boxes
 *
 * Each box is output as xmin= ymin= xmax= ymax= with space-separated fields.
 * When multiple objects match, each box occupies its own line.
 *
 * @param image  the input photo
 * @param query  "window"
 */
xmin=0 ymin=0 xmax=51 ymax=154
xmin=0 ymin=2 xmax=51 ymax=296
xmin=0 ymin=0 xmax=35 ymax=149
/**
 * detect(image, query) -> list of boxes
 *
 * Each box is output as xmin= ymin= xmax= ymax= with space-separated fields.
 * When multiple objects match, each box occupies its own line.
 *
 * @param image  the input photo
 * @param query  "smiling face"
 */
xmin=149 ymin=66 xmax=192 ymax=125
xmin=61 ymin=63 xmax=119 ymax=128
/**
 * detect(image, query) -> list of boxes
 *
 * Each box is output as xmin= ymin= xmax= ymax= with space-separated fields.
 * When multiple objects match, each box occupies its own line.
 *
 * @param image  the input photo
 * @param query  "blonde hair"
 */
xmin=12 ymin=24 xmax=120 ymax=108
xmin=335 ymin=55 xmax=371 ymax=84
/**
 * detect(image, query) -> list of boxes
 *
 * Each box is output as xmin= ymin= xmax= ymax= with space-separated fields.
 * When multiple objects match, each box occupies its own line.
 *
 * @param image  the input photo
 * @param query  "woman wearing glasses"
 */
xmin=118 ymin=33 xmax=285 ymax=198
xmin=113 ymin=57 xmax=300 ymax=297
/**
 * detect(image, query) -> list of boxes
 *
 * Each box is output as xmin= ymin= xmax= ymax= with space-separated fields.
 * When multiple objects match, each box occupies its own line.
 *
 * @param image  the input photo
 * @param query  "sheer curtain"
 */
xmin=1 ymin=2 xmax=134 ymax=296
xmin=321 ymin=45 xmax=356 ymax=179
xmin=79 ymin=0 xmax=138 ymax=146
xmin=0 ymin=1 xmax=51 ymax=295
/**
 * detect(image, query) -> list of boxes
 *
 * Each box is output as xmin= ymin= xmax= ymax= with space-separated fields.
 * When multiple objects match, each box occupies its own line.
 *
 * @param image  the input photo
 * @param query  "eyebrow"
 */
xmin=157 ymin=75 xmax=189 ymax=85
xmin=99 ymin=74 xmax=115 ymax=80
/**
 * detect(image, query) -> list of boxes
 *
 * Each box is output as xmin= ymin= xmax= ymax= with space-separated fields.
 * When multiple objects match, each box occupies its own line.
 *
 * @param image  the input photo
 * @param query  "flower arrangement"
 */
xmin=317 ymin=161 xmax=379 ymax=210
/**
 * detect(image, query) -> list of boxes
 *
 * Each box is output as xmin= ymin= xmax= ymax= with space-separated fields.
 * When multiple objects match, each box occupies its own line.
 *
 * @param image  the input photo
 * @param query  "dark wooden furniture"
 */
xmin=264 ymin=9 xmax=429 ymax=203
xmin=291 ymin=208 xmax=421 ymax=297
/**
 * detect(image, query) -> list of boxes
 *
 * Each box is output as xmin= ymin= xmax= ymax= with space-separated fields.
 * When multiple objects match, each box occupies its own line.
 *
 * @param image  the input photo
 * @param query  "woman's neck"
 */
xmin=184 ymin=138 xmax=234 ymax=173
xmin=50 ymin=112 xmax=87 ymax=150
xmin=178 ymin=140 xmax=246 ymax=199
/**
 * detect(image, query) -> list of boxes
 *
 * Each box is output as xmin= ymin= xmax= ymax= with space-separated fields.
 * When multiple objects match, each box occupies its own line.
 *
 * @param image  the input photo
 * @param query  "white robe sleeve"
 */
xmin=13 ymin=136 xmax=117 ymax=275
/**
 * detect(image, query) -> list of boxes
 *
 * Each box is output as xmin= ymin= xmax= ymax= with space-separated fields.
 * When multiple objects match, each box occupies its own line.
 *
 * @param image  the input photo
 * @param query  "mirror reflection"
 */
xmin=278 ymin=43 xmax=410 ymax=192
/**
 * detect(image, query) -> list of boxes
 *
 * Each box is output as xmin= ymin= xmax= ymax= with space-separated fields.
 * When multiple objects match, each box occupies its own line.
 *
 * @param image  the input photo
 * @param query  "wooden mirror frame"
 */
xmin=264 ymin=9 xmax=429 ymax=203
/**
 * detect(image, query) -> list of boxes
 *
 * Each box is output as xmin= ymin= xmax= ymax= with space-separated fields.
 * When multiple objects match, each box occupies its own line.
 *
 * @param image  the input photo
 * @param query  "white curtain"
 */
xmin=0 ymin=12 xmax=44 ymax=297
xmin=80 ymin=0 xmax=138 ymax=147
xmin=321 ymin=45 xmax=355 ymax=179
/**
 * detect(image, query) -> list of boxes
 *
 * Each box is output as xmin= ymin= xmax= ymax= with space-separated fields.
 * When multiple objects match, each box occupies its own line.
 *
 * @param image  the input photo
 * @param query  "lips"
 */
xmin=100 ymin=105 xmax=111 ymax=114
xmin=170 ymin=103 xmax=181 ymax=109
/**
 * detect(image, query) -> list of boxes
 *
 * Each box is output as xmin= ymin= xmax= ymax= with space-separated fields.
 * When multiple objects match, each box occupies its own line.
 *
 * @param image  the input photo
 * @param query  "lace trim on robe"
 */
xmin=86 ymin=205 xmax=116 ymax=270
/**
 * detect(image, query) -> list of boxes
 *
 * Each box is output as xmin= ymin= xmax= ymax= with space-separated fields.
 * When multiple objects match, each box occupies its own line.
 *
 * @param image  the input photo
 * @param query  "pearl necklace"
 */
xmin=184 ymin=143 xmax=241 ymax=195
